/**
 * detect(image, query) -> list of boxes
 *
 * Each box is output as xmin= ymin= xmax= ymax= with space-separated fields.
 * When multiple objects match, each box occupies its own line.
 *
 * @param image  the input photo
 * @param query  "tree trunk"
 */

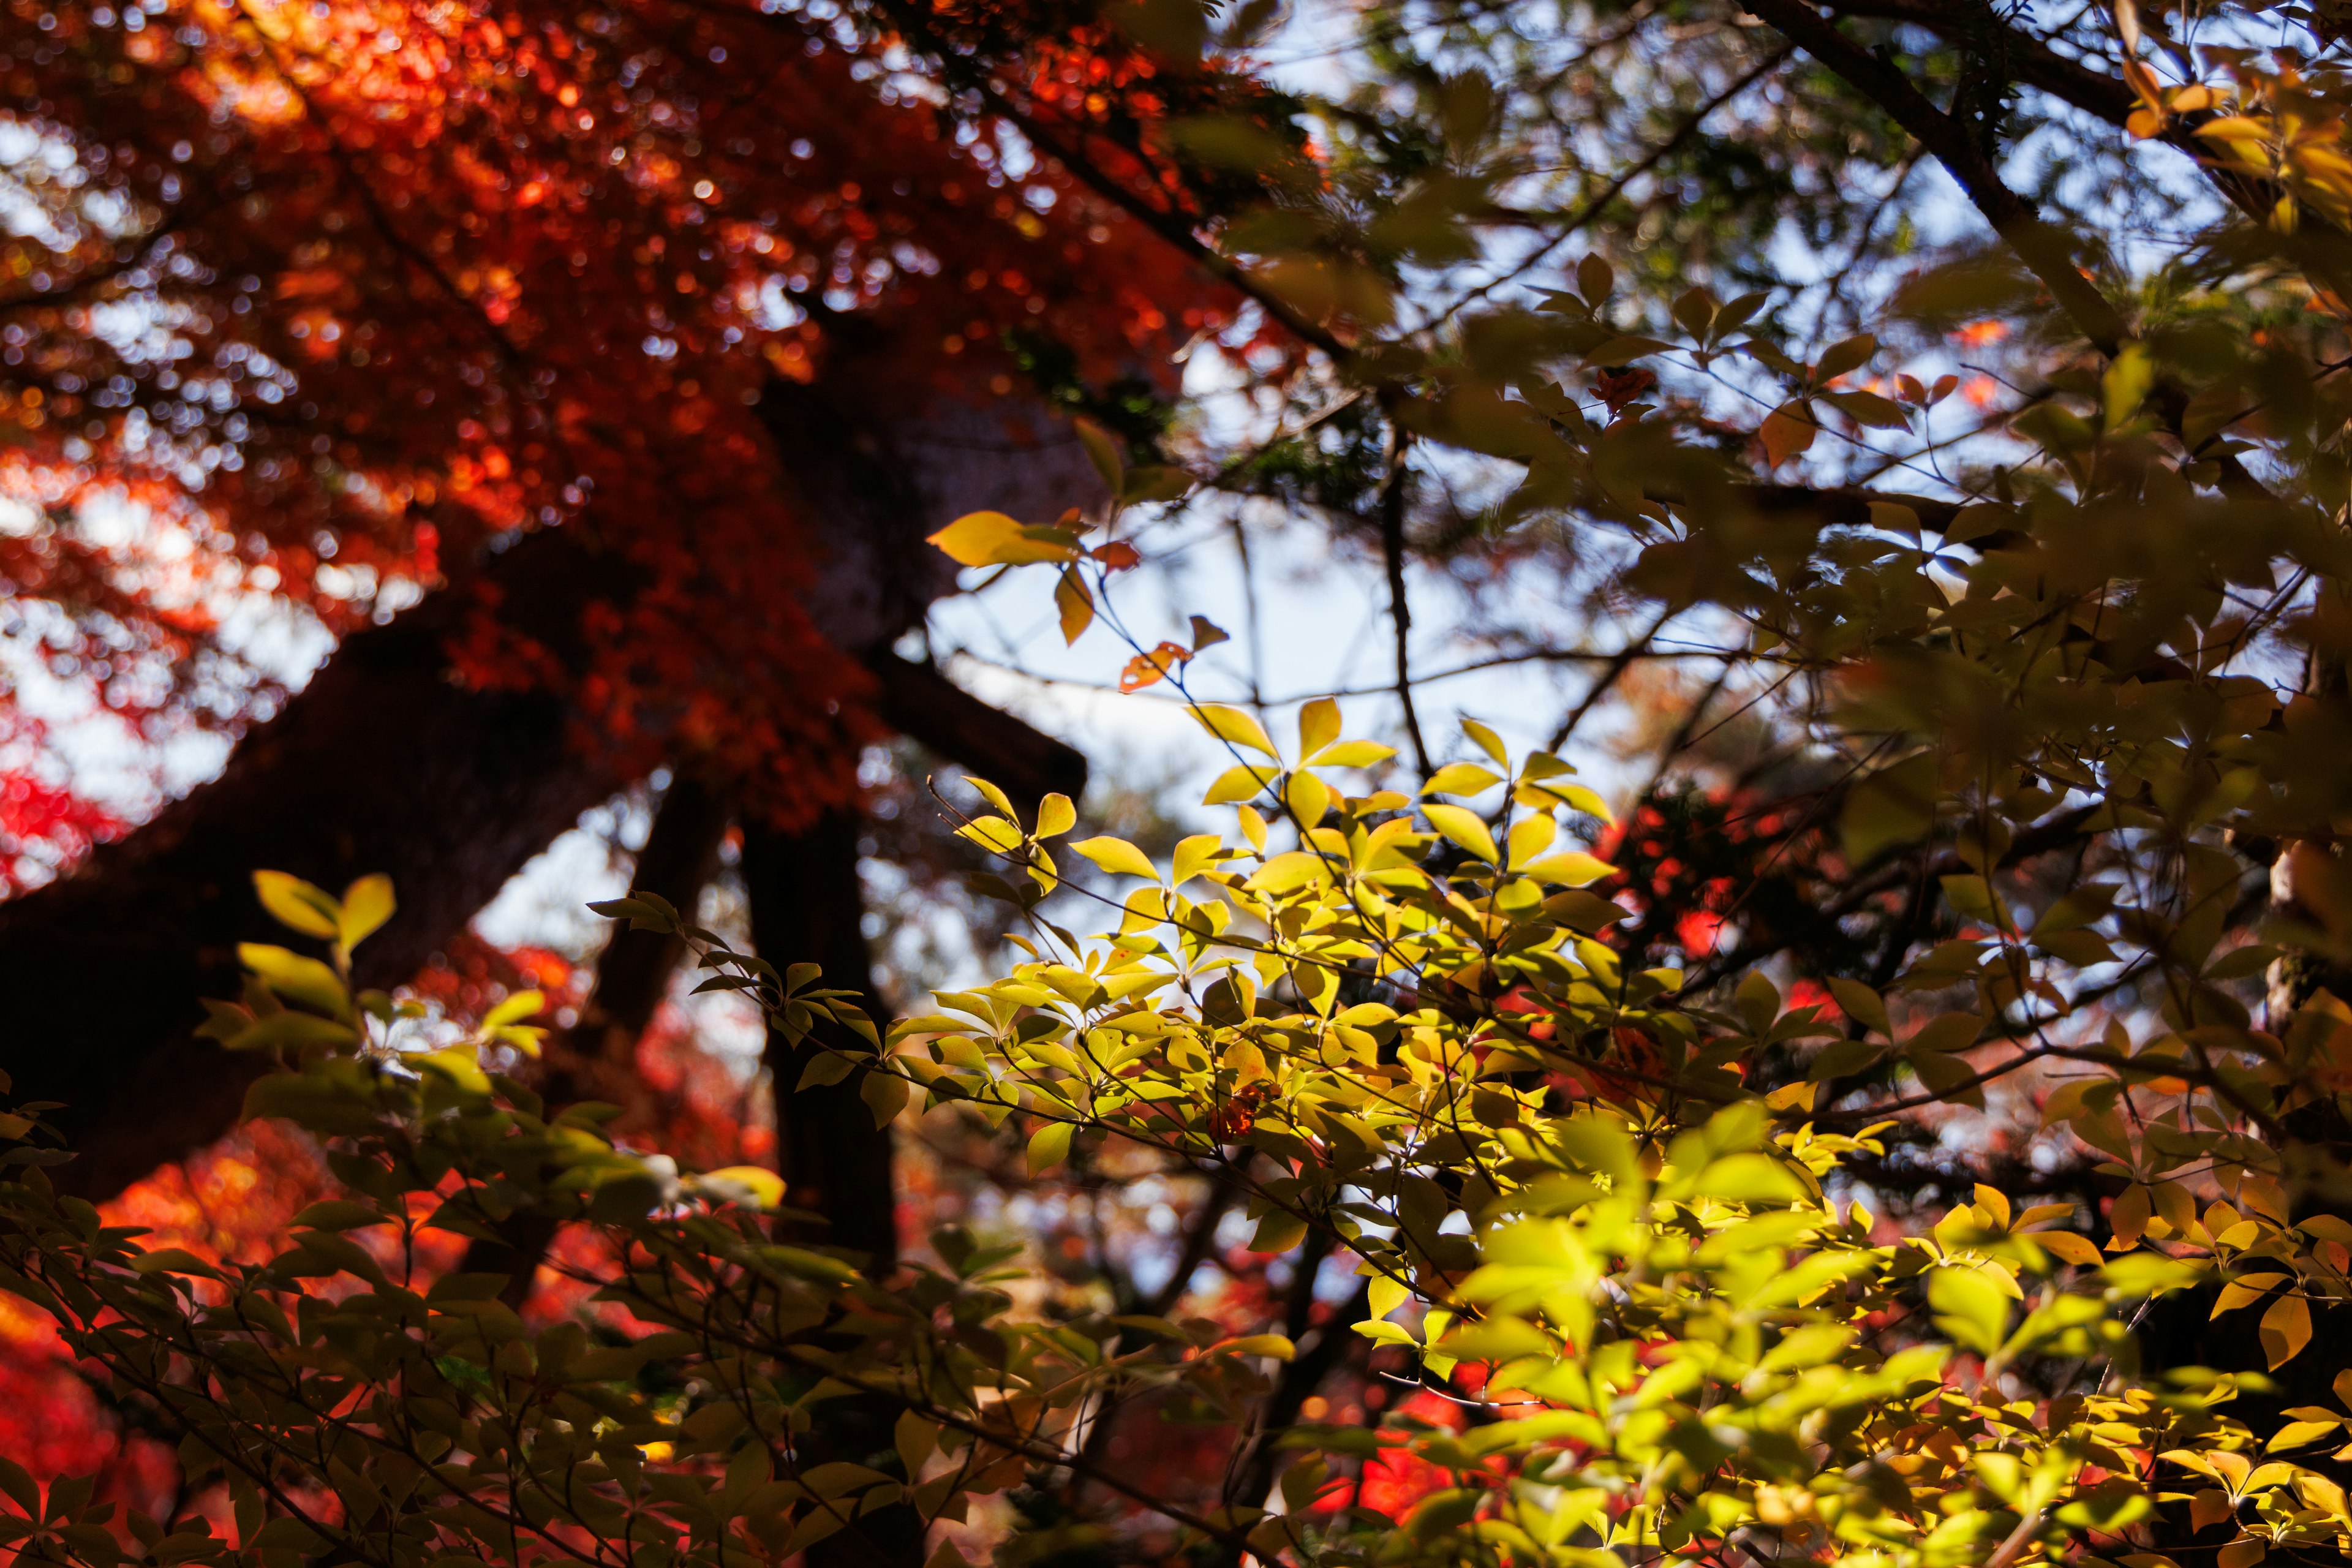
xmin=742 ymin=810 xmax=899 ymax=1265
xmin=742 ymin=809 xmax=926 ymax=1568
xmin=539 ymin=772 xmax=735 ymax=1112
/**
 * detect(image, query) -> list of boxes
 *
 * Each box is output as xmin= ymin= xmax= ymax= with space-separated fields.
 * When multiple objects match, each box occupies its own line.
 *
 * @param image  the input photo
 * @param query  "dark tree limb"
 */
xmin=1741 ymin=0 xmax=2132 ymax=357
xmin=867 ymin=656 xmax=1087 ymax=808
xmin=742 ymin=809 xmax=899 ymax=1266
xmin=540 ymin=773 xmax=735 ymax=1110
xmin=461 ymin=773 xmax=734 ymax=1304
xmin=0 ymin=530 xmax=638 ymax=1198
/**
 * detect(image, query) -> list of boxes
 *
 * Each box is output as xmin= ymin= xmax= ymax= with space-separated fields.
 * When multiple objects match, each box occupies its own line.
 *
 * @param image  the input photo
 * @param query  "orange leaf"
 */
xmin=1760 ymin=404 xmax=1817 ymax=468
xmin=1120 ymin=642 xmax=1192 ymax=693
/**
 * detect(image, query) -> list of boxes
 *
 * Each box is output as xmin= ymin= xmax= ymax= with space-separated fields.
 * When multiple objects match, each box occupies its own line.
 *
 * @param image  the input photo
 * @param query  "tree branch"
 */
xmin=1741 ymin=0 xmax=2131 ymax=356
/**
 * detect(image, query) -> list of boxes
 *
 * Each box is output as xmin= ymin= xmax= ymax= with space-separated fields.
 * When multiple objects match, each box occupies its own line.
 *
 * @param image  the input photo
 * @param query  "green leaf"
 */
xmin=1840 ymin=753 xmax=1937 ymax=864
xmin=1074 ymin=415 xmax=1124 ymax=493
xmin=290 ymin=1200 xmax=392 ymax=1231
xmin=236 ymin=944 xmax=349 ymax=1017
xmin=1827 ymin=979 xmax=1891 ymax=1035
xmin=862 ymin=1069 xmax=910 ymax=1129
xmin=1248 ymin=1210 xmax=1309 ymax=1253
xmin=224 ymin=1012 xmax=360 ymax=1052
xmin=2104 ymin=341 xmax=2154 ymax=428
xmin=1928 ymin=1264 xmax=2010 ymax=1352
xmin=1027 ymin=1120 xmax=1074 ymax=1174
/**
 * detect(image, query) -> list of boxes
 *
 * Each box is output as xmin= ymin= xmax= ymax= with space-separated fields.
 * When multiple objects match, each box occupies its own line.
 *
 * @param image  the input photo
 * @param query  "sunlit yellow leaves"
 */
xmin=1423 ymin=763 xmax=1502 ymax=796
xmin=1055 ymin=568 xmax=1094 ymax=644
xmin=254 ymin=869 xmax=395 ymax=961
xmin=1307 ymin=739 xmax=1397 ymax=768
xmin=1520 ymin=850 xmax=1615 ymax=886
xmin=1506 ymin=814 xmax=1556 ymax=869
xmin=926 ymin=511 xmax=1081 ymax=567
xmin=1204 ymin=764 xmax=1280 ymax=805
xmin=1026 ymin=1120 xmax=1074 ymax=1174
xmin=1422 ymin=803 xmax=1499 ymax=864
xmin=695 ymin=1166 xmax=785 ymax=1208
xmin=1191 ymin=703 xmax=1279 ymax=757
xmin=1036 ymin=793 xmax=1076 ymax=840
xmin=253 ymin=872 xmax=337 ymax=940
xmin=1299 ymin=696 xmax=1341 ymax=758
xmin=2263 ymin=1292 xmax=2313 ymax=1369
xmin=239 ymin=944 xmax=351 ymax=1019
xmin=1071 ymin=835 xmax=1158 ymax=880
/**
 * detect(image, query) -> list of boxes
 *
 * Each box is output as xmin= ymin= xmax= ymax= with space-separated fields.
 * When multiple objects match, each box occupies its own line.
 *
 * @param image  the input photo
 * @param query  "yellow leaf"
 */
xmin=1506 ymin=815 xmax=1557 ymax=870
xmin=1760 ymin=403 xmax=1817 ymax=468
xmin=1423 ymin=763 xmax=1503 ymax=796
xmin=338 ymin=873 xmax=395 ymax=951
xmin=1249 ymin=850 xmax=1329 ymax=893
xmin=253 ymin=870 xmax=340 ymax=941
xmin=926 ymin=511 xmax=1079 ymax=567
xmin=1171 ymin=834 xmax=1224 ymax=885
xmin=2263 ymin=1292 xmax=2313 ymax=1370
xmin=1298 ymin=697 xmax=1341 ymax=759
xmin=1526 ymin=780 xmax=1616 ymax=823
xmin=2218 ymin=1538 xmax=2267 ymax=1568
xmin=2035 ymin=1231 xmax=2105 ymax=1268
xmin=2190 ymin=1490 xmax=2234 ymax=1532
xmin=698 ymin=1166 xmax=785 ymax=1208
xmin=415 ymin=1046 xmax=491 ymax=1095
xmin=239 ymin=944 xmax=349 ymax=1017
xmin=1036 ymin=793 xmax=1076 ymax=840
xmin=2108 ymin=1182 xmax=2152 ymax=1250
xmin=1423 ymin=804 xmax=1499 ymax=865
xmin=1071 ymin=836 xmax=1159 ymax=880
xmin=1191 ymin=703 xmax=1280 ymax=758
xmin=1215 ymin=1334 xmax=1296 ymax=1361
xmin=1055 ymin=568 xmax=1095 ymax=644
xmin=483 ymin=989 xmax=545 ymax=1030
xmin=1284 ymin=770 xmax=1331 ymax=826
xmin=1314 ymin=742 xmax=1395 ymax=774
xmin=1521 ymin=851 xmax=1615 ymax=887
xmin=1203 ymin=764 xmax=1279 ymax=805
xmin=2193 ymin=115 xmax=2275 ymax=143
xmin=1027 ymin=1120 xmax=1074 ymax=1174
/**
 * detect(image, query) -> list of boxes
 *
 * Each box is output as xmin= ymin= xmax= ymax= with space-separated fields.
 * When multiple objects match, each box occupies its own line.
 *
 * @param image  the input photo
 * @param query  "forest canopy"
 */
xmin=3 ymin=0 xmax=2352 ymax=1565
